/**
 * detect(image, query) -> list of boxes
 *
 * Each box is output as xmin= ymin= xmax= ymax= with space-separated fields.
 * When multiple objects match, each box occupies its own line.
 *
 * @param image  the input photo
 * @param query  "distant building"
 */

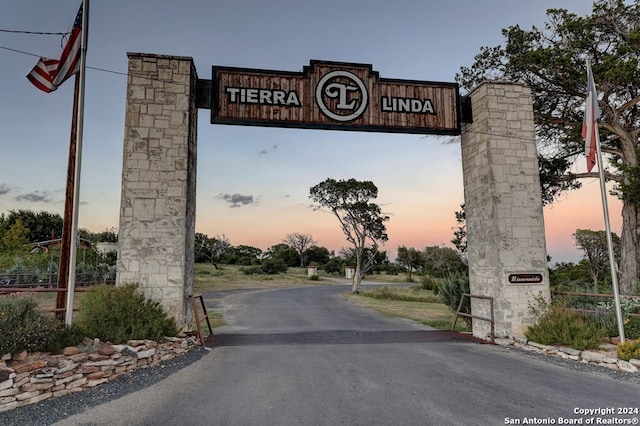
xmin=28 ymin=238 xmax=92 ymax=254
xmin=96 ymin=242 xmax=118 ymax=254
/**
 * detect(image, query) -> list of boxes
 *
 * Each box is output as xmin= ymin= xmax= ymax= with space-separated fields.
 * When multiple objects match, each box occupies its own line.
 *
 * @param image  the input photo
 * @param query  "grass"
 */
xmin=193 ymin=264 xmax=340 ymax=293
xmin=358 ymin=286 xmax=441 ymax=303
xmin=193 ymin=264 xmax=468 ymax=331
xmin=7 ymin=265 xmax=462 ymax=333
xmin=357 ymin=272 xmax=415 ymax=284
xmin=195 ymin=266 xmax=469 ymax=331
xmin=0 ymin=288 xmax=88 ymax=314
xmin=346 ymin=286 xmax=470 ymax=332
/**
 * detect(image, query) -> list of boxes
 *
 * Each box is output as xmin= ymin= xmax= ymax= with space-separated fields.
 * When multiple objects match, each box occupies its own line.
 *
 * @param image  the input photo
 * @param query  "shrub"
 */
xmin=575 ymin=297 xmax=640 ymax=339
xmin=261 ymin=258 xmax=288 ymax=275
xmin=0 ymin=293 xmax=65 ymax=355
xmin=617 ymin=339 xmax=640 ymax=361
xmin=47 ymin=323 xmax=86 ymax=354
xmin=240 ymin=266 xmax=263 ymax=275
xmin=76 ymin=284 xmax=178 ymax=343
xmin=525 ymin=297 xmax=607 ymax=350
xmin=420 ymin=275 xmax=438 ymax=291
xmin=438 ymin=273 xmax=470 ymax=316
xmin=624 ymin=316 xmax=640 ymax=340
xmin=322 ymin=259 xmax=342 ymax=275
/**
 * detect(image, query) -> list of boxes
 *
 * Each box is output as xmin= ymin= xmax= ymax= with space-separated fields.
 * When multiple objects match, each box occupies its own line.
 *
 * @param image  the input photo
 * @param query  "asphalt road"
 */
xmin=55 ymin=284 xmax=640 ymax=426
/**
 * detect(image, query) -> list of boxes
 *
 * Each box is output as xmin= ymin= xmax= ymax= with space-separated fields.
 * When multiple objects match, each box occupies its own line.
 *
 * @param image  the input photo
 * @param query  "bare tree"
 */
xmin=283 ymin=233 xmax=316 ymax=267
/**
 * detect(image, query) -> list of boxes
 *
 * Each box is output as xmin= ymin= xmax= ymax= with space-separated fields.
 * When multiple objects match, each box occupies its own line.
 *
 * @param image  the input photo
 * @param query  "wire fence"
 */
xmin=0 ymin=271 xmax=115 ymax=289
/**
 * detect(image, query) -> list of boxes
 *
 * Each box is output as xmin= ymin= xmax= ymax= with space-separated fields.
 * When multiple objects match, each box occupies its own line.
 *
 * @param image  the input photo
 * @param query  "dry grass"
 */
xmin=10 ymin=265 xmax=460 ymax=332
xmin=0 ymin=288 xmax=88 ymax=315
xmin=193 ymin=264 xmax=340 ymax=292
xmin=346 ymin=290 xmax=469 ymax=332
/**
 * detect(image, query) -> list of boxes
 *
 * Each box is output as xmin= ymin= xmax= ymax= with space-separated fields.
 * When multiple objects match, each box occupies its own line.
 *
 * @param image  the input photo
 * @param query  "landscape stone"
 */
xmin=0 ymin=388 xmax=18 ymax=397
xmin=617 ymin=360 xmax=638 ymax=373
xmin=528 ymin=341 xmax=557 ymax=351
xmin=0 ymin=336 xmax=199 ymax=413
xmin=56 ymin=360 xmax=78 ymax=374
xmin=88 ymin=353 xmax=110 ymax=361
xmin=98 ymin=345 xmax=115 ymax=356
xmin=0 ymin=379 xmax=13 ymax=392
xmin=136 ymin=349 xmax=156 ymax=359
xmin=62 ymin=347 xmax=80 ymax=356
xmin=14 ymin=361 xmax=46 ymax=374
xmin=558 ymin=347 xmax=582 ymax=357
xmin=581 ymin=351 xmax=606 ymax=363
xmin=12 ymin=350 xmax=27 ymax=362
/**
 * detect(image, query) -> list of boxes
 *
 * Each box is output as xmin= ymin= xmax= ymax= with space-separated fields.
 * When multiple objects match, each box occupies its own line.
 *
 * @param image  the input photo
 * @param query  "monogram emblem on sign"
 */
xmin=315 ymin=70 xmax=368 ymax=122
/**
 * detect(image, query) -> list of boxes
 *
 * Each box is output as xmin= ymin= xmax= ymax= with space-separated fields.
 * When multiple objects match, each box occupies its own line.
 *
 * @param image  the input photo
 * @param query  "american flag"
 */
xmin=27 ymin=4 xmax=83 ymax=93
xmin=582 ymin=59 xmax=601 ymax=172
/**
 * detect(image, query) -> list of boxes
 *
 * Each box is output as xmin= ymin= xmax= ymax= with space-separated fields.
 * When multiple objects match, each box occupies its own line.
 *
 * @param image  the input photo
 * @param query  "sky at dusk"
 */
xmin=0 ymin=0 xmax=619 ymax=265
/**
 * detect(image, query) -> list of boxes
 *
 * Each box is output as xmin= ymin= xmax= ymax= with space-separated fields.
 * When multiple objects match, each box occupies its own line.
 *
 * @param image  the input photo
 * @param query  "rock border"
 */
xmin=494 ymin=336 xmax=640 ymax=373
xmin=0 ymin=336 xmax=201 ymax=413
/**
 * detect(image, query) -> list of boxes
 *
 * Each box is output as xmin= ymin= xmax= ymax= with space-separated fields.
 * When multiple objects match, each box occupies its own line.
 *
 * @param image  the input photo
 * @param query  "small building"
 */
xmin=29 ymin=238 xmax=92 ymax=254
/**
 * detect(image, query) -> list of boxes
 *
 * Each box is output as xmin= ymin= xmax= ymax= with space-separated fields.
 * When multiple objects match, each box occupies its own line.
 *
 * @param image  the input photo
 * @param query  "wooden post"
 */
xmin=56 ymin=74 xmax=80 ymax=318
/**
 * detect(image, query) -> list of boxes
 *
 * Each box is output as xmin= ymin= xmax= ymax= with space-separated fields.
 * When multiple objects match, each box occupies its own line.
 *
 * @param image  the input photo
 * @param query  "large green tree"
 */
xmin=309 ymin=178 xmax=389 ymax=293
xmin=450 ymin=204 xmax=467 ymax=263
xmin=396 ymin=246 xmax=424 ymax=282
xmin=265 ymin=243 xmax=299 ymax=267
xmin=1 ymin=219 xmax=30 ymax=252
xmin=458 ymin=0 xmax=640 ymax=294
xmin=0 ymin=210 xmax=63 ymax=243
xmin=194 ymin=233 xmax=231 ymax=268
xmin=422 ymin=245 xmax=467 ymax=278
xmin=305 ymin=245 xmax=333 ymax=267
xmin=572 ymin=228 xmax=621 ymax=291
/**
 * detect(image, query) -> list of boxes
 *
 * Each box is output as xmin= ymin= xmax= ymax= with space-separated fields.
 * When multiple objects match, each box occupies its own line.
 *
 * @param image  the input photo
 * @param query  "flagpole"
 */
xmin=65 ymin=0 xmax=89 ymax=326
xmin=589 ymin=58 xmax=625 ymax=343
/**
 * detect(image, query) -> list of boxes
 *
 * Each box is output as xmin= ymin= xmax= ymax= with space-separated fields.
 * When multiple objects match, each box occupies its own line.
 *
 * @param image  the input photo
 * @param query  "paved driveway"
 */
xmin=55 ymin=285 xmax=640 ymax=426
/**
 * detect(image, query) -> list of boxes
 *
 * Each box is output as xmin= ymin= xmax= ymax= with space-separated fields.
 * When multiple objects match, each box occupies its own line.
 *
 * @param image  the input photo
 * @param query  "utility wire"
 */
xmin=0 ymin=45 xmax=41 ymax=58
xmin=0 ymin=29 xmax=69 ymax=36
xmin=0 ymin=43 xmax=582 ymax=145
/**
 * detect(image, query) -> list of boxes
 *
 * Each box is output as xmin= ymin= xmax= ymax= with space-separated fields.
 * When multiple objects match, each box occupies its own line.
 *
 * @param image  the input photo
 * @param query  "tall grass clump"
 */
xmin=361 ymin=286 xmax=440 ymax=303
xmin=525 ymin=293 xmax=606 ymax=351
xmin=0 ymin=293 xmax=65 ymax=355
xmin=438 ymin=273 xmax=470 ymax=312
xmin=77 ymin=284 xmax=178 ymax=343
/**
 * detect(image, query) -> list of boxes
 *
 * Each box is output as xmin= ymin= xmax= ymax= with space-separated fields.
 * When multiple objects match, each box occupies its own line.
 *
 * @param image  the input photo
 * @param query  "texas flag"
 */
xmin=582 ymin=60 xmax=601 ymax=173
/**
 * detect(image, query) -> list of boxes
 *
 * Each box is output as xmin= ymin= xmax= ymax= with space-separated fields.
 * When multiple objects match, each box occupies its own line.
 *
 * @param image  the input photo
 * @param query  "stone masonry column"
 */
xmin=117 ymin=53 xmax=197 ymax=328
xmin=460 ymin=82 xmax=550 ymax=339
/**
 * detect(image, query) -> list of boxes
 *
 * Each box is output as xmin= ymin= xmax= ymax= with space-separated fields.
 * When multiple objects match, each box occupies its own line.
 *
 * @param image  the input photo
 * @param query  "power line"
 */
xmin=0 ymin=45 xmax=41 ymax=58
xmin=0 ymin=43 xmax=583 ymax=144
xmin=0 ymin=29 xmax=69 ymax=36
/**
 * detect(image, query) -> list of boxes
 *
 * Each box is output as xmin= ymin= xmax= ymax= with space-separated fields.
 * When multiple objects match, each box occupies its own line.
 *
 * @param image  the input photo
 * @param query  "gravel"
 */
xmin=1 ymin=343 xmax=639 ymax=426
xmin=500 ymin=344 xmax=640 ymax=385
xmin=0 ymin=348 xmax=209 ymax=426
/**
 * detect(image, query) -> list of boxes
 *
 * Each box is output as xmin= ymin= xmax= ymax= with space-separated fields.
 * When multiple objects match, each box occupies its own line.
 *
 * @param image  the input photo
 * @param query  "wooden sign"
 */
xmin=211 ymin=60 xmax=461 ymax=135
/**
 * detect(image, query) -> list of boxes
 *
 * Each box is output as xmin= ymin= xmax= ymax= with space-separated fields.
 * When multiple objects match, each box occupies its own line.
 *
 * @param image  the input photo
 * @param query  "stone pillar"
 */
xmin=117 ymin=53 xmax=197 ymax=328
xmin=460 ymin=82 xmax=550 ymax=339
